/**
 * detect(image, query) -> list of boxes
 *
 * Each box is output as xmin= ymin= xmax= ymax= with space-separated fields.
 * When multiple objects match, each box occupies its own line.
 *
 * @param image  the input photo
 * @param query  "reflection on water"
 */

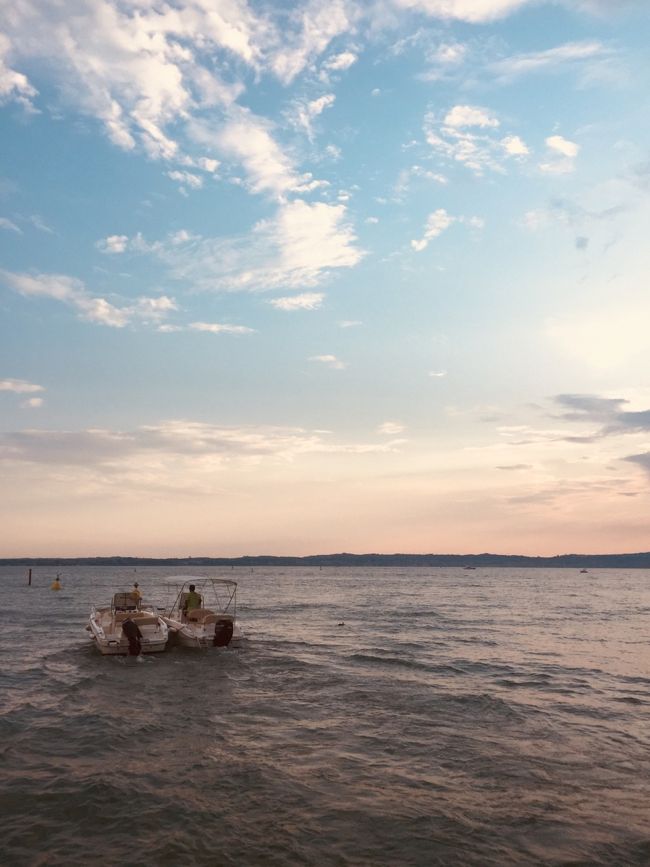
xmin=1 ymin=566 xmax=649 ymax=866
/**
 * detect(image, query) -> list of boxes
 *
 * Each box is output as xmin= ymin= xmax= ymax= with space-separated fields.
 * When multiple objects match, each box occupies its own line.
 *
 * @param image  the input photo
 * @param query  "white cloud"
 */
xmin=268 ymin=0 xmax=358 ymax=84
xmin=309 ymin=354 xmax=347 ymax=369
xmin=444 ymin=105 xmax=499 ymax=129
xmin=189 ymin=322 xmax=256 ymax=335
xmin=0 ymin=0 xmax=257 ymax=163
xmin=490 ymin=39 xmax=608 ymax=81
xmin=540 ymin=135 xmax=580 ymax=174
xmin=433 ymin=42 xmax=467 ymax=65
xmin=1 ymin=270 xmax=177 ymax=328
xmin=0 ymin=217 xmax=22 ymax=233
xmin=97 ymin=234 xmax=129 ymax=254
xmin=501 ymin=135 xmax=529 ymax=156
xmin=425 ymin=107 xmax=512 ymax=175
xmin=167 ymin=170 xmax=203 ymax=190
xmin=0 ymin=33 xmax=37 ymax=111
xmin=132 ymin=199 xmax=364 ymax=292
xmin=0 ymin=378 xmax=44 ymax=394
xmin=288 ymin=93 xmax=336 ymax=139
xmin=322 ymin=51 xmax=358 ymax=72
xmin=194 ymin=107 xmax=320 ymax=198
xmin=378 ymin=421 xmax=406 ymax=435
xmin=269 ymin=292 xmax=325 ymax=311
xmin=391 ymin=0 xmax=531 ymax=23
xmin=416 ymin=38 xmax=470 ymax=82
xmin=325 ymin=144 xmax=342 ymax=160
xmin=28 ymin=215 xmax=54 ymax=234
xmin=0 ymin=420 xmax=403 ymax=484
xmin=195 ymin=157 xmax=219 ymax=173
xmin=22 ymin=397 xmax=44 ymax=409
xmin=411 ymin=208 xmax=455 ymax=251
xmin=428 ymin=370 xmax=447 ymax=377
xmin=546 ymin=135 xmax=580 ymax=158
xmin=394 ymin=165 xmax=448 ymax=199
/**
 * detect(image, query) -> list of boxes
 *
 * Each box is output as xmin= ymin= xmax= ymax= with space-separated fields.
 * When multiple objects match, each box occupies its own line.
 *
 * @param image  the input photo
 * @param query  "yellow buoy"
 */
xmin=51 ymin=578 xmax=62 ymax=591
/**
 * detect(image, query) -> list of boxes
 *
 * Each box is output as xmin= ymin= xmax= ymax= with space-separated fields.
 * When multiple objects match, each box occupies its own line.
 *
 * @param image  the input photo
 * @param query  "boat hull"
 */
xmin=164 ymin=617 xmax=243 ymax=649
xmin=89 ymin=633 xmax=169 ymax=655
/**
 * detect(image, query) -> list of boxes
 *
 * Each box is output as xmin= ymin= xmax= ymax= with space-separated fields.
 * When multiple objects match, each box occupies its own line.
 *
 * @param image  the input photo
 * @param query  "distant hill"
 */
xmin=3 ymin=552 xmax=650 ymax=568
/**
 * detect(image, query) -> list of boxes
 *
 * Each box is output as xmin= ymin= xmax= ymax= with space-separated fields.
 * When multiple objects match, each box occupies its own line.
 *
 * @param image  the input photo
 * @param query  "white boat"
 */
xmin=87 ymin=591 xmax=169 ymax=655
xmin=162 ymin=577 xmax=243 ymax=649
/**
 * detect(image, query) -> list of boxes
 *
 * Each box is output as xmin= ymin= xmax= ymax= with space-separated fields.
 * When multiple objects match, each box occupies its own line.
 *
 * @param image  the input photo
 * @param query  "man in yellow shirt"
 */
xmin=182 ymin=584 xmax=202 ymax=618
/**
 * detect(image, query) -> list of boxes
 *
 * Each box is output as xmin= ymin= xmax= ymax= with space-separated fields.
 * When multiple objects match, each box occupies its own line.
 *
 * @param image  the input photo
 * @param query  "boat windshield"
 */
xmin=112 ymin=592 xmax=141 ymax=611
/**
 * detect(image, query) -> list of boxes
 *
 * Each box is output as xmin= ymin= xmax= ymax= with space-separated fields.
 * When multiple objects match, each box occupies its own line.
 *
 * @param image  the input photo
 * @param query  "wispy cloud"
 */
xmin=418 ymin=40 xmax=469 ymax=81
xmin=501 ymin=135 xmax=529 ymax=156
xmin=21 ymin=397 xmax=44 ymax=409
xmin=0 ymin=421 xmax=402 ymax=484
xmin=378 ymin=421 xmax=406 ymax=435
xmin=195 ymin=107 xmax=320 ymax=199
xmin=167 ymin=170 xmax=204 ymax=192
xmin=623 ymin=452 xmax=650 ymax=475
xmin=411 ymin=209 xmax=483 ymax=251
xmin=552 ymin=393 xmax=650 ymax=437
xmin=97 ymin=234 xmax=130 ymax=254
xmin=268 ymin=1 xmax=358 ymax=84
xmin=490 ymin=39 xmax=609 ymax=81
xmin=411 ymin=209 xmax=455 ymax=251
xmin=444 ymin=105 xmax=499 ymax=129
xmin=269 ymin=292 xmax=325 ymax=311
xmin=189 ymin=321 xmax=255 ymax=335
xmin=107 ymin=200 xmax=364 ymax=293
xmin=309 ymin=354 xmax=347 ymax=369
xmin=539 ymin=135 xmax=580 ymax=173
xmin=0 ymin=217 xmax=22 ymax=233
xmin=391 ymin=0 xmax=531 ymax=24
xmin=287 ymin=93 xmax=336 ymax=140
xmin=28 ymin=214 xmax=54 ymax=234
xmin=322 ymin=50 xmax=358 ymax=73
xmin=1 ymin=270 xmax=177 ymax=328
xmin=424 ymin=105 xmax=529 ymax=175
xmin=0 ymin=378 xmax=44 ymax=394
xmin=0 ymin=32 xmax=37 ymax=111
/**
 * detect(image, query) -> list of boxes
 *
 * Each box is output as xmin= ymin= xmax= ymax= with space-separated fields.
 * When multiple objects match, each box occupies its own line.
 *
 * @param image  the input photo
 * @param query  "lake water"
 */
xmin=1 ymin=565 xmax=649 ymax=866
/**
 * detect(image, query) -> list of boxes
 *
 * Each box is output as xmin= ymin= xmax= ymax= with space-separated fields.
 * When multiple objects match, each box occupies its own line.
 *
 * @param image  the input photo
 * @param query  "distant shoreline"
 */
xmin=2 ymin=552 xmax=650 ymax=568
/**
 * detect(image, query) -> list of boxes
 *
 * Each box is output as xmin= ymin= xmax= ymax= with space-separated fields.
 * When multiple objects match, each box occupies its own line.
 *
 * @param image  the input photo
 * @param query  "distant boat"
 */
xmin=463 ymin=566 xmax=477 ymax=570
xmin=580 ymin=569 xmax=589 ymax=573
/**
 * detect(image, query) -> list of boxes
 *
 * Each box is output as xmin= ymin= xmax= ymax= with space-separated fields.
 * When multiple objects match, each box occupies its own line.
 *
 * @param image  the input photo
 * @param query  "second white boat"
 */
xmin=163 ymin=577 xmax=243 ymax=649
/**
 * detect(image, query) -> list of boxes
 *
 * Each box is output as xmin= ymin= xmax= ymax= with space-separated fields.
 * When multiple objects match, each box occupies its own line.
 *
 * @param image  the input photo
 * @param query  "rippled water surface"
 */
xmin=1 ymin=566 xmax=650 ymax=866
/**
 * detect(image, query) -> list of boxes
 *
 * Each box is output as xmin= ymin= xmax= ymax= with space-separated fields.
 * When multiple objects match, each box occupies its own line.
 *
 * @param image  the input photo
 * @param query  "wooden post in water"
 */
xmin=27 ymin=568 xmax=32 ymax=586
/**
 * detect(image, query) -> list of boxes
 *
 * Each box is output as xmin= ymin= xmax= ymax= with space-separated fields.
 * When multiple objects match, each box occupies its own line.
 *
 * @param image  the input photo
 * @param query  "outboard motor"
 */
xmin=122 ymin=617 xmax=143 ymax=656
xmin=213 ymin=618 xmax=234 ymax=647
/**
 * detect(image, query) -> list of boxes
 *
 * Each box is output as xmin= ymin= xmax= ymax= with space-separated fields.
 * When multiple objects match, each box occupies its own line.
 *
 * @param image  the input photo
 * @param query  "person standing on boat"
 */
xmin=182 ymin=584 xmax=202 ymax=618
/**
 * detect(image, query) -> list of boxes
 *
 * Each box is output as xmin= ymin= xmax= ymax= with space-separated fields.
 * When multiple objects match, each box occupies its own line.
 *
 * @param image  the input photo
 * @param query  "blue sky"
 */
xmin=1 ymin=0 xmax=650 ymax=556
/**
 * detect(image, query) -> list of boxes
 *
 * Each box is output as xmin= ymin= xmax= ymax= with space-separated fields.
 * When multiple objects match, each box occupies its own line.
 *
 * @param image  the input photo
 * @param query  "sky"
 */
xmin=1 ymin=0 xmax=650 ymax=558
